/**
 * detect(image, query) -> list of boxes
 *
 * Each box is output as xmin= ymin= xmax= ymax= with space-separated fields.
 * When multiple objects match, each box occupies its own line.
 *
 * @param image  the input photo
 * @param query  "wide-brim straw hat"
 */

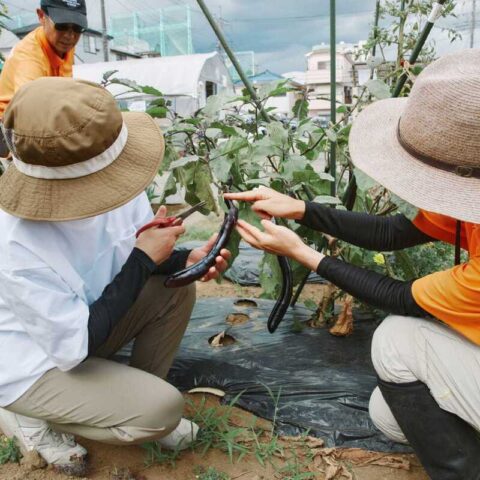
xmin=349 ymin=49 xmax=480 ymax=224
xmin=0 ymin=77 xmax=164 ymax=221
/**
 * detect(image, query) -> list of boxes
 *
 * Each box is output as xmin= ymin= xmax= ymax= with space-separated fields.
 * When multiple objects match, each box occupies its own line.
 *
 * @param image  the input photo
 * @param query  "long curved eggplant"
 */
xmin=267 ymin=219 xmax=293 ymax=333
xmin=164 ymin=199 xmax=238 ymax=288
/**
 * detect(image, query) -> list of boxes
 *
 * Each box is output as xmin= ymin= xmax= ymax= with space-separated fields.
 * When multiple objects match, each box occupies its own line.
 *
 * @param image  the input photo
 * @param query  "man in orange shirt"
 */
xmin=0 ymin=0 xmax=87 ymax=156
xmin=226 ymin=49 xmax=480 ymax=479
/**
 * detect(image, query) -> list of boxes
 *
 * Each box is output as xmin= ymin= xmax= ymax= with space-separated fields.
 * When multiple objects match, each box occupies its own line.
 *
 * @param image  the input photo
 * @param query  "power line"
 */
xmin=224 ymin=10 xmax=374 ymax=23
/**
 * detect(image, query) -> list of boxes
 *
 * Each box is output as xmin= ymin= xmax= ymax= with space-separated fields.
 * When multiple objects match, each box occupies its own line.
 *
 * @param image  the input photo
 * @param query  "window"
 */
xmin=344 ymin=86 xmax=353 ymax=105
xmin=115 ymin=53 xmax=127 ymax=61
xmin=206 ymin=81 xmax=217 ymax=98
xmin=317 ymin=61 xmax=329 ymax=70
xmin=83 ymin=34 xmax=97 ymax=54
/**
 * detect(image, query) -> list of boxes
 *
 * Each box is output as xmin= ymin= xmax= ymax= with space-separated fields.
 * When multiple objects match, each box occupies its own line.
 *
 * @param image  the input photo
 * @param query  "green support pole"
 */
xmin=372 ymin=0 xmax=381 ymax=59
xmin=392 ymin=0 xmax=447 ymax=97
xmin=329 ymin=0 xmax=336 ymax=197
xmin=196 ymin=0 xmax=270 ymax=122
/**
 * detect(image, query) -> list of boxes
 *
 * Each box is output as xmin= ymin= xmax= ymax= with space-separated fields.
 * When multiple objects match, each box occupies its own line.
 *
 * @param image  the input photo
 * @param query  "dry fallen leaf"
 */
xmin=188 ymin=387 xmax=226 ymax=397
xmin=329 ymin=295 xmax=354 ymax=336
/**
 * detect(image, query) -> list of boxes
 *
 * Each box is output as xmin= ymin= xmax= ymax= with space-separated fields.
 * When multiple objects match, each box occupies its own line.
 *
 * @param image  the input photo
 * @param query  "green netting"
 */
xmin=109 ymin=5 xmax=193 ymax=56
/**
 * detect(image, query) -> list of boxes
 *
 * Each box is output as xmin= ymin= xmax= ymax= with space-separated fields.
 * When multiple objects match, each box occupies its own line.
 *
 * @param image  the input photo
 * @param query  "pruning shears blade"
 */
xmin=176 ymin=201 xmax=206 ymax=220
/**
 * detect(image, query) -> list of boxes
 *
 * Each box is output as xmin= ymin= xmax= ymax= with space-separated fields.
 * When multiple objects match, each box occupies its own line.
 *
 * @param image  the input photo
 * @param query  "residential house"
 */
xmin=305 ymin=42 xmax=368 ymax=121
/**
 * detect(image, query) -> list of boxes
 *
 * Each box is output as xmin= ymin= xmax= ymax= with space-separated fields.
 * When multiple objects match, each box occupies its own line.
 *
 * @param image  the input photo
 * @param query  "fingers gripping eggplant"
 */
xmin=267 ymin=252 xmax=293 ymax=333
xmin=164 ymin=199 xmax=238 ymax=288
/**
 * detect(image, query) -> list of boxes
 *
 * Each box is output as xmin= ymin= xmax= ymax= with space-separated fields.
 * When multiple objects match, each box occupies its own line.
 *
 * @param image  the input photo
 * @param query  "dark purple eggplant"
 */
xmin=164 ymin=199 xmax=238 ymax=288
xmin=267 ymin=248 xmax=293 ymax=333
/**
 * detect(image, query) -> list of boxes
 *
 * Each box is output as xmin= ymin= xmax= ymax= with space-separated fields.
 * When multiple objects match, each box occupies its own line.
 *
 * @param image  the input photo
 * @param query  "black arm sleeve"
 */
xmin=298 ymin=202 xmax=434 ymax=251
xmin=317 ymin=256 xmax=430 ymax=318
xmin=87 ymin=248 xmax=156 ymax=355
xmin=154 ymin=249 xmax=191 ymax=275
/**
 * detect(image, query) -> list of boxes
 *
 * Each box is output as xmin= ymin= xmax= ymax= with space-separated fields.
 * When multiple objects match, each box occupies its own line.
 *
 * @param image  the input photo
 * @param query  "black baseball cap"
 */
xmin=40 ymin=0 xmax=88 ymax=29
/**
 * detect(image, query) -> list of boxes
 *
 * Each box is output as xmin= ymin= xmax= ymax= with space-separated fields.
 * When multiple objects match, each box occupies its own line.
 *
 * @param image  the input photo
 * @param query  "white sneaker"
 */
xmin=156 ymin=418 xmax=199 ymax=451
xmin=0 ymin=408 xmax=87 ymax=476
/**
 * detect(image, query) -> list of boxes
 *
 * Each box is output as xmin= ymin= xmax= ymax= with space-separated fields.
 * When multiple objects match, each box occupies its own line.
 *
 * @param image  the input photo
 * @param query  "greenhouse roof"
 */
xmin=235 ymin=69 xmax=284 ymax=86
xmin=73 ymin=52 xmax=232 ymax=98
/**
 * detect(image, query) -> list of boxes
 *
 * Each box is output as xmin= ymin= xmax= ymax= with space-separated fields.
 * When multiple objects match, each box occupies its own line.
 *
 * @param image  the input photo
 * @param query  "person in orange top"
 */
xmin=0 ymin=0 xmax=87 ymax=155
xmin=225 ymin=49 xmax=480 ymax=480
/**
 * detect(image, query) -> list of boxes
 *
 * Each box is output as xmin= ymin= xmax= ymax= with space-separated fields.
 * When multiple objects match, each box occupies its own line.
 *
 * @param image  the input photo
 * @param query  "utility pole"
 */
xmin=330 ymin=0 xmax=336 ymax=197
xmin=471 ymin=0 xmax=477 ymax=48
xmin=100 ymin=0 xmax=109 ymax=62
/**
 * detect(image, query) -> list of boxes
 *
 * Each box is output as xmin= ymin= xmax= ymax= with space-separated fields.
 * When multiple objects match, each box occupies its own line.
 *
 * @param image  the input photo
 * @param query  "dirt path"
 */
xmin=0 ymin=279 xmax=428 ymax=480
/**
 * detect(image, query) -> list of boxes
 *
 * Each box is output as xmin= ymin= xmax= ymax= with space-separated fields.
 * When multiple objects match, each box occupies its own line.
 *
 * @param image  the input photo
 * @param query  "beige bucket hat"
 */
xmin=349 ymin=49 xmax=480 ymax=224
xmin=0 ymin=77 xmax=164 ymax=221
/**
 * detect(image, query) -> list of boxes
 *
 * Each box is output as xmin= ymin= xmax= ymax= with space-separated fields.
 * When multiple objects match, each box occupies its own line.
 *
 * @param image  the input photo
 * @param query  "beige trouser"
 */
xmin=6 ymin=275 xmax=196 ymax=445
xmin=369 ymin=315 xmax=480 ymax=444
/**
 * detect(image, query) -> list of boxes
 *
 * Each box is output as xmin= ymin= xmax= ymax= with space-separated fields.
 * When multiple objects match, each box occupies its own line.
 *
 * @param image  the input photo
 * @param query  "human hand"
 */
xmin=236 ymin=219 xmax=324 ymax=271
xmin=224 ymin=186 xmax=305 ymax=220
xmin=135 ymin=206 xmax=185 ymax=264
xmin=186 ymin=233 xmax=231 ymax=282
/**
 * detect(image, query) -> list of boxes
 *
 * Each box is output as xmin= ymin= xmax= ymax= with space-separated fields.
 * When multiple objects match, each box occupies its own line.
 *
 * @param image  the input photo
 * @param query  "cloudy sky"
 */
xmin=4 ymin=0 xmax=477 ymax=73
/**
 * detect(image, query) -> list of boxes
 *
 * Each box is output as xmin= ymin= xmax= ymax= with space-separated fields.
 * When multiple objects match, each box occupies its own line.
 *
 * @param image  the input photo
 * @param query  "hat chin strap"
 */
xmin=12 ymin=122 xmax=128 ymax=180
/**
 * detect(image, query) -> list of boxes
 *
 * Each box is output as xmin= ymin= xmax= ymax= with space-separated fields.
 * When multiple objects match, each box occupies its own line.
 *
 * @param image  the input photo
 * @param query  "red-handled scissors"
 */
xmin=136 ymin=201 xmax=206 ymax=238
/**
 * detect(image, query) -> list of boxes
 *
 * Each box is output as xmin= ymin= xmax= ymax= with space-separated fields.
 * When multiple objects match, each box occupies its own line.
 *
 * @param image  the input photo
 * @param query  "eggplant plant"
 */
xmin=102 ymin=0 xmax=460 ymax=328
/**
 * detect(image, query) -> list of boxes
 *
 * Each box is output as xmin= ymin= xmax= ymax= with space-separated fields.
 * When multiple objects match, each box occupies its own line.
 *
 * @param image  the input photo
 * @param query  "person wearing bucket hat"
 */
xmin=0 ymin=0 xmax=87 ymax=157
xmin=225 ymin=49 xmax=480 ymax=479
xmin=0 ymin=77 xmax=231 ymax=475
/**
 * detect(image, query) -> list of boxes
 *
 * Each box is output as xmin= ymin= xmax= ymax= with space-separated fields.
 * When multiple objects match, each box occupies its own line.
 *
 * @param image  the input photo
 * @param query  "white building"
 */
xmin=74 ymin=52 xmax=234 ymax=117
xmin=305 ymin=42 xmax=368 ymax=120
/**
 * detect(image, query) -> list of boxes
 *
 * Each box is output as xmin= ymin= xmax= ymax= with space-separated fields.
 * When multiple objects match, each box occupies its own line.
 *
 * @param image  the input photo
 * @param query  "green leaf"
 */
xmin=109 ymin=78 xmax=142 ymax=92
xmin=266 ymin=121 xmax=289 ymax=149
xmin=365 ymin=79 xmax=391 ymax=99
xmin=159 ymin=172 xmax=177 ymax=203
xmin=292 ymin=169 xmax=333 ymax=196
xmin=202 ymin=92 xmax=232 ymax=118
xmin=160 ymin=143 xmax=178 ymax=172
xmin=394 ymin=250 xmax=418 ymax=280
xmin=102 ymin=69 xmax=118 ymax=81
xmin=281 ymin=155 xmax=309 ymax=181
xmin=258 ymin=79 xmax=289 ymax=100
xmin=205 ymin=128 xmax=222 ymax=139
xmin=191 ymin=163 xmax=217 ymax=213
xmin=292 ymin=98 xmax=309 ymax=120
xmin=210 ymin=156 xmax=232 ymax=183
xmin=213 ymin=137 xmax=249 ymax=160
xmin=325 ymin=128 xmax=337 ymax=143
xmin=336 ymin=105 xmax=348 ymax=114
xmin=354 ymin=168 xmax=378 ymax=192
xmin=210 ymin=122 xmax=240 ymax=137
xmin=141 ymin=85 xmax=163 ymax=96
xmin=259 ymin=253 xmax=282 ymax=299
xmin=170 ymin=155 xmax=198 ymax=170
xmin=146 ymin=106 xmax=168 ymax=118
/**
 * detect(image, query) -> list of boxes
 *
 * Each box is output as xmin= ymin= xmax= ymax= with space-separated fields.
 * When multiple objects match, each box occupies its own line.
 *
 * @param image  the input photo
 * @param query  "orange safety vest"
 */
xmin=0 ymin=27 xmax=74 ymax=117
xmin=412 ymin=210 xmax=480 ymax=344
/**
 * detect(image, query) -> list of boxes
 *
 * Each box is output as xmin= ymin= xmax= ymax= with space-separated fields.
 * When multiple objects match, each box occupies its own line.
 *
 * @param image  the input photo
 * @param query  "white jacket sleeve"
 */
xmin=0 ymin=266 xmax=89 ymax=371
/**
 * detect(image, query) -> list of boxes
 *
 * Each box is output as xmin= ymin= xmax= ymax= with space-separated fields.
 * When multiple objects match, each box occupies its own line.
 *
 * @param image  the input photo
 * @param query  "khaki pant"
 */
xmin=369 ymin=315 xmax=480 ymax=444
xmin=6 ymin=275 xmax=196 ymax=445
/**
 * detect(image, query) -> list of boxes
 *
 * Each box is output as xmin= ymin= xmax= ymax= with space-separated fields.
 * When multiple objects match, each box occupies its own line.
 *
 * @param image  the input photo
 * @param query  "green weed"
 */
xmin=141 ymin=441 xmax=182 ymax=468
xmin=0 ymin=436 xmax=21 ymax=464
xmin=187 ymin=392 xmax=250 ymax=463
xmin=193 ymin=465 xmax=230 ymax=480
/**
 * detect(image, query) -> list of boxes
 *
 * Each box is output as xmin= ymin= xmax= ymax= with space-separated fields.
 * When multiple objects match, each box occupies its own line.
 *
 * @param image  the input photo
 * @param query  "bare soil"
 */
xmin=0 ymin=280 xmax=428 ymax=480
